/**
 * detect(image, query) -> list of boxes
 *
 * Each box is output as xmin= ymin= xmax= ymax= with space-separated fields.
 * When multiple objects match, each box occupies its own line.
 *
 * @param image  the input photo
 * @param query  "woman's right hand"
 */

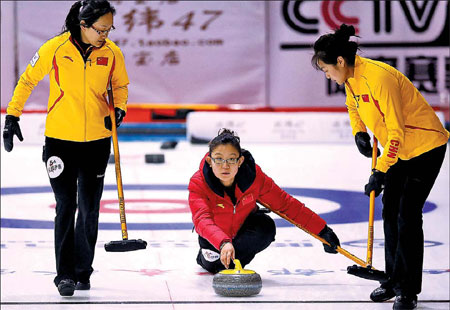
xmin=3 ymin=115 xmax=23 ymax=152
xmin=220 ymin=242 xmax=235 ymax=269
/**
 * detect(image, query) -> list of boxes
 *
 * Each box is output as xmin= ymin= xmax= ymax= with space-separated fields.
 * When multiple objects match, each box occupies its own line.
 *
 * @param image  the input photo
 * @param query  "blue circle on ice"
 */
xmin=280 ymin=187 xmax=437 ymax=226
xmin=0 ymin=184 xmax=437 ymax=229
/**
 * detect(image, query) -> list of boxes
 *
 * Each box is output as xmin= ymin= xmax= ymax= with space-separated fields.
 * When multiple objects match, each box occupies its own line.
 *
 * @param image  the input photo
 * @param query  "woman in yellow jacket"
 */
xmin=2 ymin=0 xmax=129 ymax=297
xmin=312 ymin=24 xmax=448 ymax=310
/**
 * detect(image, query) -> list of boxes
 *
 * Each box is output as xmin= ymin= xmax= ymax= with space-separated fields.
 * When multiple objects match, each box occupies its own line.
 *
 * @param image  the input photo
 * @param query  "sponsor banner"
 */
xmin=269 ymin=0 xmax=449 ymax=107
xmin=277 ymin=0 xmax=448 ymax=44
xmin=10 ymin=1 xmax=266 ymax=108
xmin=186 ymin=111 xmax=355 ymax=143
xmin=2 ymin=1 xmax=448 ymax=110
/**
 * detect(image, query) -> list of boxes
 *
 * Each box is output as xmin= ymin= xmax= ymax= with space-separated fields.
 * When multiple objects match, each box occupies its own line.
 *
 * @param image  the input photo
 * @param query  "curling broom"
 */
xmin=104 ymin=81 xmax=147 ymax=252
xmin=347 ymin=137 xmax=387 ymax=281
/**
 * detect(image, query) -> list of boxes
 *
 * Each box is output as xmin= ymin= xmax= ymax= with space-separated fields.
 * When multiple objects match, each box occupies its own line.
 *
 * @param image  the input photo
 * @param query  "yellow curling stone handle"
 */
xmin=218 ymin=259 xmax=256 ymax=275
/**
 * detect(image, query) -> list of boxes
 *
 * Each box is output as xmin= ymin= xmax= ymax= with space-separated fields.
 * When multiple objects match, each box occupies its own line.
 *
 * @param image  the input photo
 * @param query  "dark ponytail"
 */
xmin=311 ymin=24 xmax=359 ymax=70
xmin=334 ymin=24 xmax=356 ymax=43
xmin=61 ymin=0 xmax=116 ymax=37
xmin=209 ymin=128 xmax=242 ymax=156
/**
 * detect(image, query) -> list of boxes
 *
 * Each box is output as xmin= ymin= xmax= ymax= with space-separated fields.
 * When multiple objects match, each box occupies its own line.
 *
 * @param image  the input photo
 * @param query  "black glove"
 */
xmin=318 ymin=225 xmax=340 ymax=254
xmin=3 ymin=115 xmax=24 ymax=152
xmin=104 ymin=108 xmax=126 ymax=131
xmin=355 ymin=132 xmax=380 ymax=158
xmin=364 ymin=169 xmax=385 ymax=197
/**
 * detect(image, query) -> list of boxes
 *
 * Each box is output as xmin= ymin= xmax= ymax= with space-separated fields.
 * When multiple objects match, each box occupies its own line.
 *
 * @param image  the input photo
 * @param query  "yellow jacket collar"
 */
xmin=349 ymin=55 xmax=365 ymax=82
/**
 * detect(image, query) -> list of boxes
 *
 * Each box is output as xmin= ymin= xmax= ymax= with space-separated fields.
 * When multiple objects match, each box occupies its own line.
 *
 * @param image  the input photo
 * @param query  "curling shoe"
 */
xmin=57 ymin=279 xmax=75 ymax=296
xmin=370 ymin=286 xmax=395 ymax=302
xmin=393 ymin=295 xmax=417 ymax=309
xmin=75 ymin=280 xmax=91 ymax=290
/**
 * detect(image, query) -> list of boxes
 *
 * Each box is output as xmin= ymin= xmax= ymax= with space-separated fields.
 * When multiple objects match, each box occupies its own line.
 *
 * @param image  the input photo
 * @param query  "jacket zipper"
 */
xmin=231 ymin=203 xmax=236 ymax=238
xmin=83 ymin=47 xmax=92 ymax=142
xmin=71 ymin=36 xmax=94 ymax=142
xmin=84 ymin=61 xmax=87 ymax=141
xmin=232 ymin=197 xmax=241 ymax=236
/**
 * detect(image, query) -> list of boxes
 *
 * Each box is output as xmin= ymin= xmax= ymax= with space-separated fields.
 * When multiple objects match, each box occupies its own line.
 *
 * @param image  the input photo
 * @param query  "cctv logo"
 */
xmin=282 ymin=0 xmax=359 ymax=34
xmin=373 ymin=1 xmax=441 ymax=33
xmin=282 ymin=0 xmax=448 ymax=47
xmin=321 ymin=0 xmax=359 ymax=34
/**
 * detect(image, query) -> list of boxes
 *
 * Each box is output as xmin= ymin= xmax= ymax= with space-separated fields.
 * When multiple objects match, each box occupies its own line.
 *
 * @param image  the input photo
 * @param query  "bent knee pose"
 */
xmin=188 ymin=129 xmax=340 ymax=274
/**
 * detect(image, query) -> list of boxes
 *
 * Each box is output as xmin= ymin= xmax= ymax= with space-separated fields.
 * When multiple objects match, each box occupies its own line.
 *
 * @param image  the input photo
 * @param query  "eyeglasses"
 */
xmin=211 ymin=157 xmax=239 ymax=165
xmin=90 ymin=24 xmax=115 ymax=36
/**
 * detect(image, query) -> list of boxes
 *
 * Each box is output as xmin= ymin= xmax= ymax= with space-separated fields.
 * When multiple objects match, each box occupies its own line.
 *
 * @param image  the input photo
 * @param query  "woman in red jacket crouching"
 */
xmin=188 ymin=128 xmax=341 ymax=273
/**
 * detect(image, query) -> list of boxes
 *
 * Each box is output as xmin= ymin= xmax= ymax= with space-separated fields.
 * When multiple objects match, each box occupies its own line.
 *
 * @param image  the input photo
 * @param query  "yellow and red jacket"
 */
xmin=7 ymin=31 xmax=129 ymax=142
xmin=345 ymin=55 xmax=449 ymax=172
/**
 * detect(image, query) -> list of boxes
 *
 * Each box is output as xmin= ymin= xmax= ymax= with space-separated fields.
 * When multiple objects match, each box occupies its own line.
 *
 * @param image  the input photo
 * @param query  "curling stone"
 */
xmin=212 ymin=259 xmax=262 ymax=297
xmin=144 ymin=154 xmax=165 ymax=164
xmin=160 ymin=140 xmax=178 ymax=149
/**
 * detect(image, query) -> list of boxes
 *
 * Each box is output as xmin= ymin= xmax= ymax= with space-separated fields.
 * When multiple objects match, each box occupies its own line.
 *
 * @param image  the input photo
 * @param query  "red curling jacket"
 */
xmin=188 ymin=150 xmax=326 ymax=250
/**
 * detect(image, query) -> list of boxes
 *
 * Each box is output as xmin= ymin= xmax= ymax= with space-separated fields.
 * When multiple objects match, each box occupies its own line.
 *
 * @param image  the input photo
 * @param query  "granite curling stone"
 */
xmin=144 ymin=154 xmax=165 ymax=163
xmin=212 ymin=259 xmax=262 ymax=297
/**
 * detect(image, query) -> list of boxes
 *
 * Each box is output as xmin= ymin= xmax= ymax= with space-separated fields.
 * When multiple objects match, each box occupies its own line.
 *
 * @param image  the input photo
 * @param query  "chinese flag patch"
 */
xmin=97 ymin=57 xmax=108 ymax=66
xmin=241 ymin=194 xmax=254 ymax=206
xmin=362 ymin=94 xmax=370 ymax=102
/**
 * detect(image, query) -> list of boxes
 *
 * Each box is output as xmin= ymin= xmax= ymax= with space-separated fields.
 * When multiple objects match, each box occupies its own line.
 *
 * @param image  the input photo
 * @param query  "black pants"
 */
xmin=196 ymin=209 xmax=276 ymax=274
xmin=381 ymin=143 xmax=447 ymax=297
xmin=43 ymin=137 xmax=110 ymax=286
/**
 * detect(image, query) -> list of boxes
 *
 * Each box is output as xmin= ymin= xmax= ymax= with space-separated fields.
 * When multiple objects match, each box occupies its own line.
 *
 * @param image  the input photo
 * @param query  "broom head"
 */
xmin=347 ymin=264 xmax=388 ymax=282
xmin=104 ymin=239 xmax=147 ymax=252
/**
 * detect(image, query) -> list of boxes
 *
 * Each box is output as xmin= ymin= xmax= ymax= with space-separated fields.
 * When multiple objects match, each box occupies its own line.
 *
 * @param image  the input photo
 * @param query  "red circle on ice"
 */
xmin=49 ymin=199 xmax=190 ymax=214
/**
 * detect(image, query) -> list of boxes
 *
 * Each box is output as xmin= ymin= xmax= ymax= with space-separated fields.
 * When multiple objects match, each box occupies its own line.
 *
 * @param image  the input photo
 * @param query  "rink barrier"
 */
xmin=0 ymin=113 xmax=187 ymax=144
xmin=1 ymin=107 xmax=446 ymax=144
xmin=185 ymin=109 xmax=447 ymax=144
xmin=187 ymin=111 xmax=356 ymax=144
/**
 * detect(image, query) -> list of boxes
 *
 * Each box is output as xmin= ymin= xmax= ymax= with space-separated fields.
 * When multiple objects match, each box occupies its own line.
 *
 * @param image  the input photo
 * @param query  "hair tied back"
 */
xmin=79 ymin=0 xmax=86 ymax=14
xmin=335 ymin=24 xmax=356 ymax=42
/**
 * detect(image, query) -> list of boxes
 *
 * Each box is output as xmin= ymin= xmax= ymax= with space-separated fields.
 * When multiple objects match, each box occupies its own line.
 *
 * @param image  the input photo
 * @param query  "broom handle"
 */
xmin=367 ymin=137 xmax=378 ymax=266
xmin=267 ymin=207 xmax=374 ymax=269
xmin=107 ymin=82 xmax=128 ymax=241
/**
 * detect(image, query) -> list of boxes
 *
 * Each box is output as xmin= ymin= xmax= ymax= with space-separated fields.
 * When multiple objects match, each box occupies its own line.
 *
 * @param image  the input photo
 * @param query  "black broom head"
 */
xmin=347 ymin=264 xmax=388 ymax=282
xmin=104 ymin=239 xmax=147 ymax=252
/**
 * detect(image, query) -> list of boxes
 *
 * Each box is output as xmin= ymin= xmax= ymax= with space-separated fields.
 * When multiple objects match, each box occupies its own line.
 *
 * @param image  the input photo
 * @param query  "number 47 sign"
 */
xmin=113 ymin=1 xmax=223 ymax=34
